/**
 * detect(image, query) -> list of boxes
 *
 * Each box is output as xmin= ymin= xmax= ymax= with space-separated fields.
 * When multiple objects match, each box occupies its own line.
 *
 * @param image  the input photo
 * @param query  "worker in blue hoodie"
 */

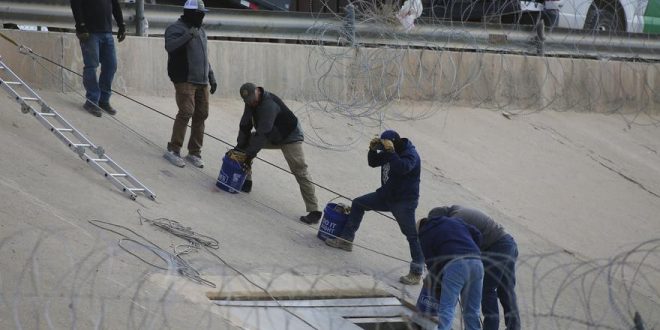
xmin=325 ymin=130 xmax=425 ymax=285
xmin=428 ymin=206 xmax=520 ymax=330
xmin=417 ymin=214 xmax=484 ymax=330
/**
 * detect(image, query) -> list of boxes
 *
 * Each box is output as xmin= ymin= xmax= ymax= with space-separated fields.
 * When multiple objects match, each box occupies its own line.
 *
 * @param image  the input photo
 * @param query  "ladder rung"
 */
xmin=0 ymin=60 xmax=156 ymax=201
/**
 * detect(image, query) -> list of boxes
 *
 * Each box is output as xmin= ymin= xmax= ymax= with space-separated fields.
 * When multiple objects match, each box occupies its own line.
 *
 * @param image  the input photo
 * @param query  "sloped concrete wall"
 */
xmin=1 ymin=29 xmax=657 ymax=112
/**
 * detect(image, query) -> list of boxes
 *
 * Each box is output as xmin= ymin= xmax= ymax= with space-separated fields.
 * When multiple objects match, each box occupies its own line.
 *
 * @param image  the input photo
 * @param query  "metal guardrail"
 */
xmin=1 ymin=1 xmax=659 ymax=60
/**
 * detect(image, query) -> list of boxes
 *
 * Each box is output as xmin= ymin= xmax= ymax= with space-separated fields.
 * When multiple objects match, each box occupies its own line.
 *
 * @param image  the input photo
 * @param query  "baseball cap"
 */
xmin=184 ymin=0 xmax=209 ymax=12
xmin=239 ymin=83 xmax=258 ymax=104
xmin=380 ymin=129 xmax=400 ymax=141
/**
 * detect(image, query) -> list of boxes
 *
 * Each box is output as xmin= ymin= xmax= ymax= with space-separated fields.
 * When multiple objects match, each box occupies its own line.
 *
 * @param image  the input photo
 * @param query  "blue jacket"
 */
xmin=418 ymin=215 xmax=482 ymax=277
xmin=368 ymin=138 xmax=420 ymax=202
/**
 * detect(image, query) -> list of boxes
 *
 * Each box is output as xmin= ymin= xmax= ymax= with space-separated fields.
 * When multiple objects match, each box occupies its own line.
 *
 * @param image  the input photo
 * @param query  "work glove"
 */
xmin=190 ymin=27 xmax=200 ymax=38
xmin=381 ymin=139 xmax=395 ymax=153
xmin=76 ymin=24 xmax=90 ymax=42
xmin=369 ymin=137 xmax=382 ymax=151
xmin=227 ymin=149 xmax=247 ymax=163
xmin=240 ymin=156 xmax=254 ymax=174
xmin=209 ymin=81 xmax=217 ymax=95
xmin=117 ymin=24 xmax=126 ymax=42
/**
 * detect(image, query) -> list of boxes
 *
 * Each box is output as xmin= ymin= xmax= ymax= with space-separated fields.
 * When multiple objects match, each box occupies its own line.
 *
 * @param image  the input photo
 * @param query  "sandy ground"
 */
xmin=0 ymin=88 xmax=659 ymax=329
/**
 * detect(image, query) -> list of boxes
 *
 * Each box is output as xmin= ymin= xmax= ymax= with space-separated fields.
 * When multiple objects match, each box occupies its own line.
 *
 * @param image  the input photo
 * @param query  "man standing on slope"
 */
xmin=163 ymin=0 xmax=217 ymax=168
xmin=70 ymin=0 xmax=126 ymax=117
xmin=233 ymin=82 xmax=322 ymax=224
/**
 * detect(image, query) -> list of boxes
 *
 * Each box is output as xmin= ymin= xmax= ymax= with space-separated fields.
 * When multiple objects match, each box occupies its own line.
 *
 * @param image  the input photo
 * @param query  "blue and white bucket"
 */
xmin=216 ymin=154 xmax=247 ymax=194
xmin=317 ymin=202 xmax=349 ymax=241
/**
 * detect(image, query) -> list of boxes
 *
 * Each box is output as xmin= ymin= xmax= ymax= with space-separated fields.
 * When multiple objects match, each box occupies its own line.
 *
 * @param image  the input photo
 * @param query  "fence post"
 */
xmin=136 ymin=0 xmax=146 ymax=36
xmin=343 ymin=3 xmax=355 ymax=46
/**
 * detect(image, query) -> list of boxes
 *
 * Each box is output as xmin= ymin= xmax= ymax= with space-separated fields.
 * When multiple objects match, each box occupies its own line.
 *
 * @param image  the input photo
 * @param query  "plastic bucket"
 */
xmin=317 ymin=203 xmax=349 ymax=241
xmin=216 ymin=154 xmax=247 ymax=194
xmin=416 ymin=286 xmax=439 ymax=317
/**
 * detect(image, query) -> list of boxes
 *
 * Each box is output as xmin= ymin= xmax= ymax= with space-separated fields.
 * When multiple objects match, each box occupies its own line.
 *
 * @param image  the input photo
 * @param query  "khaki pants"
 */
xmin=168 ymin=82 xmax=209 ymax=156
xmin=248 ymin=141 xmax=319 ymax=212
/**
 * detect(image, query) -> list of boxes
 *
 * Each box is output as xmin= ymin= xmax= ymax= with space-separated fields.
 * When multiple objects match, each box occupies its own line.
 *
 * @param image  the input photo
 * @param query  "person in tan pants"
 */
xmin=163 ymin=0 xmax=217 ymax=168
xmin=234 ymin=82 xmax=321 ymax=224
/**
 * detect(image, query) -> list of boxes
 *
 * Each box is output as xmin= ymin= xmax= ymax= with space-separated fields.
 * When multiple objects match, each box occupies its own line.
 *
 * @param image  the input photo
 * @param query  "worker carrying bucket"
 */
xmin=323 ymin=129 xmax=425 ymax=285
xmin=229 ymin=82 xmax=322 ymax=223
xmin=317 ymin=202 xmax=351 ymax=241
xmin=216 ymin=149 xmax=250 ymax=193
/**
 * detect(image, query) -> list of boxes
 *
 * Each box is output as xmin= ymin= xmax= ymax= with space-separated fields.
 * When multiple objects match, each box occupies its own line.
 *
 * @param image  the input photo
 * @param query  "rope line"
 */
xmin=1 ymin=34 xmax=399 ymax=223
xmin=88 ymin=219 xmax=216 ymax=288
xmin=136 ymin=211 xmax=321 ymax=330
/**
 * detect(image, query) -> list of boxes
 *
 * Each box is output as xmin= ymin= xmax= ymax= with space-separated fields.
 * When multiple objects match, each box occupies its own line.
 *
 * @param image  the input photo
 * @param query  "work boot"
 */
xmin=241 ymin=179 xmax=252 ymax=193
xmin=83 ymin=101 xmax=102 ymax=117
xmin=325 ymin=237 xmax=353 ymax=251
xmin=300 ymin=211 xmax=322 ymax=224
xmin=163 ymin=150 xmax=185 ymax=168
xmin=399 ymin=272 xmax=422 ymax=285
xmin=185 ymin=154 xmax=204 ymax=168
xmin=98 ymin=102 xmax=117 ymax=115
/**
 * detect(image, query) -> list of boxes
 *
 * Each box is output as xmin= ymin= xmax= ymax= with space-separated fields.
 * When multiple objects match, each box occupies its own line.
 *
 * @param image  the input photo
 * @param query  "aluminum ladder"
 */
xmin=0 ymin=57 xmax=156 ymax=201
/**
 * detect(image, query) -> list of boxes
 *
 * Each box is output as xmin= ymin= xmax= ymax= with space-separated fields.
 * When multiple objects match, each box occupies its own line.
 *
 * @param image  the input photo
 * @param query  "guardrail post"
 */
xmin=136 ymin=0 xmax=146 ymax=36
xmin=343 ymin=3 xmax=356 ymax=46
xmin=534 ymin=19 xmax=545 ymax=55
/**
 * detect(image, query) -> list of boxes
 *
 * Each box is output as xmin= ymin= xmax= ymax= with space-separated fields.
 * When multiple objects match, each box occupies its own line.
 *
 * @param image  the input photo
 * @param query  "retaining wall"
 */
xmin=1 ymin=29 xmax=657 ymax=113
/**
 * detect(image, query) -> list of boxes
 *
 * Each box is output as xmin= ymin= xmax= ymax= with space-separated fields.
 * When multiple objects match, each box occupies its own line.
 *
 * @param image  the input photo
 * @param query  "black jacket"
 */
xmin=70 ymin=0 xmax=124 ymax=33
xmin=236 ymin=89 xmax=301 ymax=157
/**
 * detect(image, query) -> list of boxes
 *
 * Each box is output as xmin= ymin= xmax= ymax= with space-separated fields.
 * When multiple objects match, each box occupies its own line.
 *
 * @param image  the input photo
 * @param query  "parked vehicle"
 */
xmin=556 ymin=0 xmax=660 ymax=33
xmin=133 ymin=0 xmax=292 ymax=11
xmin=420 ymin=0 xmax=560 ymax=27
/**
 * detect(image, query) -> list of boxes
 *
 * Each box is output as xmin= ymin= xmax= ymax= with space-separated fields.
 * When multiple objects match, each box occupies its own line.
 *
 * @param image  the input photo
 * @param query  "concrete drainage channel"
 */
xmin=208 ymin=290 xmax=437 ymax=329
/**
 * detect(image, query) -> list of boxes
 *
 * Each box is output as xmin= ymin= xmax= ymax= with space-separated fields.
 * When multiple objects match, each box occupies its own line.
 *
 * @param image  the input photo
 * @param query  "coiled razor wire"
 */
xmin=88 ymin=219 xmax=216 ymax=288
xmin=292 ymin=0 xmax=660 ymax=151
xmin=1 ymin=12 xmax=659 ymax=328
xmin=92 ymin=214 xmax=320 ymax=329
xmin=137 ymin=210 xmax=219 ymax=256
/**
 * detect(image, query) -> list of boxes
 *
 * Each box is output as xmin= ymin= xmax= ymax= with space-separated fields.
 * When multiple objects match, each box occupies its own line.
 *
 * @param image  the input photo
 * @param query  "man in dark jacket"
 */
xmin=325 ymin=130 xmax=425 ymax=285
xmin=70 ymin=0 xmax=125 ymax=117
xmin=234 ymin=82 xmax=321 ymax=223
xmin=163 ymin=0 xmax=217 ymax=169
xmin=428 ymin=205 xmax=520 ymax=330
xmin=418 ymin=214 xmax=484 ymax=330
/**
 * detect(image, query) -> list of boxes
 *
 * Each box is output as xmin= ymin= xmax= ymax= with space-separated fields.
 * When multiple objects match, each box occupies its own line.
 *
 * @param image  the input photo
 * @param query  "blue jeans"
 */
xmin=340 ymin=191 xmax=424 ymax=274
xmin=79 ymin=33 xmax=117 ymax=104
xmin=482 ymin=234 xmax=520 ymax=330
xmin=437 ymin=258 xmax=484 ymax=330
